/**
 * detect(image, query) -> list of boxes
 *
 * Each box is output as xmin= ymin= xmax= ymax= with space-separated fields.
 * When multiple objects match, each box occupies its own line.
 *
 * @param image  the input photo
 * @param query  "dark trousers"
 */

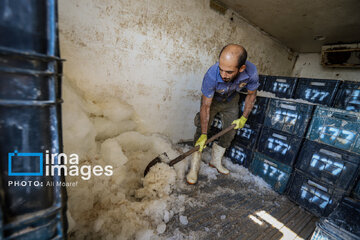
xmin=193 ymin=93 xmax=240 ymax=148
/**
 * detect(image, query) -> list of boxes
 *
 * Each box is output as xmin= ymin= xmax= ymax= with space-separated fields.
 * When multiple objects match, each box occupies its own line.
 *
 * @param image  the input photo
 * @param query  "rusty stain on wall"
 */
xmin=59 ymin=0 xmax=296 ymax=141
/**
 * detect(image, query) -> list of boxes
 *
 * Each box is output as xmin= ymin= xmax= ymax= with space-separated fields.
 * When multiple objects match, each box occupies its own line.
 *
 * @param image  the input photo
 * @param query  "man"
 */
xmin=186 ymin=44 xmax=259 ymax=184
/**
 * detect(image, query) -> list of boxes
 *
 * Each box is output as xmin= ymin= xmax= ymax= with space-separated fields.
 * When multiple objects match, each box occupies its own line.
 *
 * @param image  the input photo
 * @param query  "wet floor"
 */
xmin=164 ymin=172 xmax=318 ymax=240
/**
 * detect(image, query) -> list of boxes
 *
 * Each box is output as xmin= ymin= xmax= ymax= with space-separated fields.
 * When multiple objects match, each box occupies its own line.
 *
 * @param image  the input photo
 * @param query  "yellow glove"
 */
xmin=195 ymin=134 xmax=207 ymax=152
xmin=232 ymin=116 xmax=247 ymax=130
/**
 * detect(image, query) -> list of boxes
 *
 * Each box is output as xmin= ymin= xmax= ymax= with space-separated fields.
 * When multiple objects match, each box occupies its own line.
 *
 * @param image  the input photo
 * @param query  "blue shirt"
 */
xmin=201 ymin=61 xmax=259 ymax=102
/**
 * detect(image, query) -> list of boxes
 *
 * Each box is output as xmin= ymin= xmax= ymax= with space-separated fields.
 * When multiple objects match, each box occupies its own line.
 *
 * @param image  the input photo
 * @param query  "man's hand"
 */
xmin=232 ymin=116 xmax=247 ymax=130
xmin=195 ymin=134 xmax=207 ymax=152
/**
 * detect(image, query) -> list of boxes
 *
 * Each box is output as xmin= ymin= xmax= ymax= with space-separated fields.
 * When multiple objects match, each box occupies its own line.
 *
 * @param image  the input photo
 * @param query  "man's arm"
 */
xmin=200 ymin=95 xmax=213 ymax=134
xmin=242 ymin=89 xmax=257 ymax=118
xmin=232 ymin=89 xmax=256 ymax=130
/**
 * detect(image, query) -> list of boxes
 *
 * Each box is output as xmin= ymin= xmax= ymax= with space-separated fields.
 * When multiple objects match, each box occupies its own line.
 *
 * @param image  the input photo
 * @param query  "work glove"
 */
xmin=232 ymin=116 xmax=247 ymax=130
xmin=195 ymin=134 xmax=207 ymax=152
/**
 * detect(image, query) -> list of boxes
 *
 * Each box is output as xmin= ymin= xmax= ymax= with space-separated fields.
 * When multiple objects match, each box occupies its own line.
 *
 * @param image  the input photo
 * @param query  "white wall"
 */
xmin=292 ymin=53 xmax=360 ymax=81
xmin=59 ymin=0 xmax=296 ymax=142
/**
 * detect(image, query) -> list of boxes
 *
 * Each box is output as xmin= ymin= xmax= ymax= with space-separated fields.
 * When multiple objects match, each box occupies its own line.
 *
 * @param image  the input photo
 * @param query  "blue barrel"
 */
xmin=0 ymin=0 xmax=67 ymax=239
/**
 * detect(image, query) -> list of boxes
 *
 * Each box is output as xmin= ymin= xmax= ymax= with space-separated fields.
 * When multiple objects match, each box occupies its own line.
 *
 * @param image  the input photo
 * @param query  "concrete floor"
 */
xmin=165 ymin=172 xmax=318 ymax=240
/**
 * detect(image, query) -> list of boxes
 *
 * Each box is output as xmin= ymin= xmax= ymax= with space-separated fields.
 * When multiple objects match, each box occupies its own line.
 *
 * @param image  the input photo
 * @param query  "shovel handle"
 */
xmin=169 ymin=124 xmax=236 ymax=166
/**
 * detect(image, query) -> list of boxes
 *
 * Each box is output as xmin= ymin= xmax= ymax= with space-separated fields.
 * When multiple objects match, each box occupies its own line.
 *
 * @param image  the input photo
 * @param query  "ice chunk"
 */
xmin=135 ymin=229 xmax=155 ymax=240
xmin=156 ymin=223 xmax=167 ymax=234
xmin=93 ymin=117 xmax=136 ymax=140
xmin=199 ymin=162 xmax=219 ymax=181
xmin=63 ymin=81 xmax=183 ymax=240
xmin=94 ymin=218 xmax=104 ymax=232
xmin=100 ymin=138 xmax=128 ymax=167
xmin=62 ymin=80 xmax=96 ymax=158
xmin=179 ymin=215 xmax=188 ymax=225
xmin=163 ymin=210 xmax=170 ymax=223
xmin=135 ymin=163 xmax=177 ymax=199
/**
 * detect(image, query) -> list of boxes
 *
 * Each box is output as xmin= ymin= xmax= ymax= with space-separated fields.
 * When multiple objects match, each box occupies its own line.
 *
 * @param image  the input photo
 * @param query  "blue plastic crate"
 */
xmin=333 ymin=81 xmax=360 ymax=113
xmin=353 ymin=179 xmax=360 ymax=200
xmin=225 ymin=143 xmax=253 ymax=167
xmin=233 ymin=121 xmax=262 ymax=150
xmin=311 ymin=219 xmax=360 ymax=240
xmin=250 ymin=152 xmax=292 ymax=194
xmin=258 ymin=75 xmax=267 ymax=91
xmin=210 ymin=113 xmax=223 ymax=131
xmin=288 ymin=170 xmax=345 ymax=217
xmin=311 ymin=198 xmax=360 ymax=240
xmin=264 ymin=98 xmax=314 ymax=137
xmin=207 ymin=127 xmax=221 ymax=148
xmin=263 ymin=75 xmax=297 ymax=98
xmin=307 ymin=106 xmax=360 ymax=154
xmin=296 ymin=139 xmax=360 ymax=192
xmin=327 ymin=198 xmax=360 ymax=238
xmin=257 ymin=127 xmax=303 ymax=166
xmin=239 ymin=94 xmax=270 ymax=124
xmin=294 ymin=78 xmax=340 ymax=106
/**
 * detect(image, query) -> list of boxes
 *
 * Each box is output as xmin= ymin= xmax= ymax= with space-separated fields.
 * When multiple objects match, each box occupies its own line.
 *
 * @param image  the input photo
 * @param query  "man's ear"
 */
xmin=239 ymin=65 xmax=246 ymax=73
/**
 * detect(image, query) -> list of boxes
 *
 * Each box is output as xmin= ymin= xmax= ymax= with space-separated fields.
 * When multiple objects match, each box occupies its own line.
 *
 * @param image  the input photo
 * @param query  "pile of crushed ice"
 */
xmin=62 ymin=80 xmax=273 ymax=240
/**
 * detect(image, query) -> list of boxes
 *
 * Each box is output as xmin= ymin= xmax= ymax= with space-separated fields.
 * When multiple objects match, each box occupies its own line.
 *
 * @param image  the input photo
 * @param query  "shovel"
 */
xmin=144 ymin=124 xmax=236 ymax=176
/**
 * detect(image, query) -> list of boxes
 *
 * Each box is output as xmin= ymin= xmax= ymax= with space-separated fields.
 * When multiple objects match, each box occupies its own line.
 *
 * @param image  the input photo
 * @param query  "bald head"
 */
xmin=219 ymin=44 xmax=247 ymax=68
xmin=218 ymin=44 xmax=247 ymax=82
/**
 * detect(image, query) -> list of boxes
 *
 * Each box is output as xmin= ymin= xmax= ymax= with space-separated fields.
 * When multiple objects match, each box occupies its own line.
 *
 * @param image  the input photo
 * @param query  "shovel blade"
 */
xmin=144 ymin=152 xmax=169 ymax=176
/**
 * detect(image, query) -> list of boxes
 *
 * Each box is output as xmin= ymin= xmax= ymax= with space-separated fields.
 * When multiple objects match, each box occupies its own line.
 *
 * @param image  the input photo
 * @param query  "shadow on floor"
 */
xmin=165 ymin=174 xmax=317 ymax=240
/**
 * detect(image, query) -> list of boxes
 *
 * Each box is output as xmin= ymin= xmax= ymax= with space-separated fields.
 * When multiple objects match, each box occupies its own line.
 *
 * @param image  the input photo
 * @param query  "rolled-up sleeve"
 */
xmin=201 ymin=71 xmax=216 ymax=98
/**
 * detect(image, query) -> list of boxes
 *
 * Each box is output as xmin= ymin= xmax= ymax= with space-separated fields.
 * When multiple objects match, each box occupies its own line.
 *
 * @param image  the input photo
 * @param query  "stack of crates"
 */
xmin=215 ymin=74 xmax=360 ymax=214
xmin=288 ymin=106 xmax=360 ymax=217
xmin=225 ymin=93 xmax=270 ymax=167
xmin=239 ymin=74 xmax=360 ymax=220
xmin=250 ymin=98 xmax=314 ymax=193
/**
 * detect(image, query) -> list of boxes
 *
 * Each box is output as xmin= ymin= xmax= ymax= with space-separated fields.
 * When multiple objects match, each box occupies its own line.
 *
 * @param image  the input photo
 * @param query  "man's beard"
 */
xmin=222 ymin=73 xmax=239 ymax=82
